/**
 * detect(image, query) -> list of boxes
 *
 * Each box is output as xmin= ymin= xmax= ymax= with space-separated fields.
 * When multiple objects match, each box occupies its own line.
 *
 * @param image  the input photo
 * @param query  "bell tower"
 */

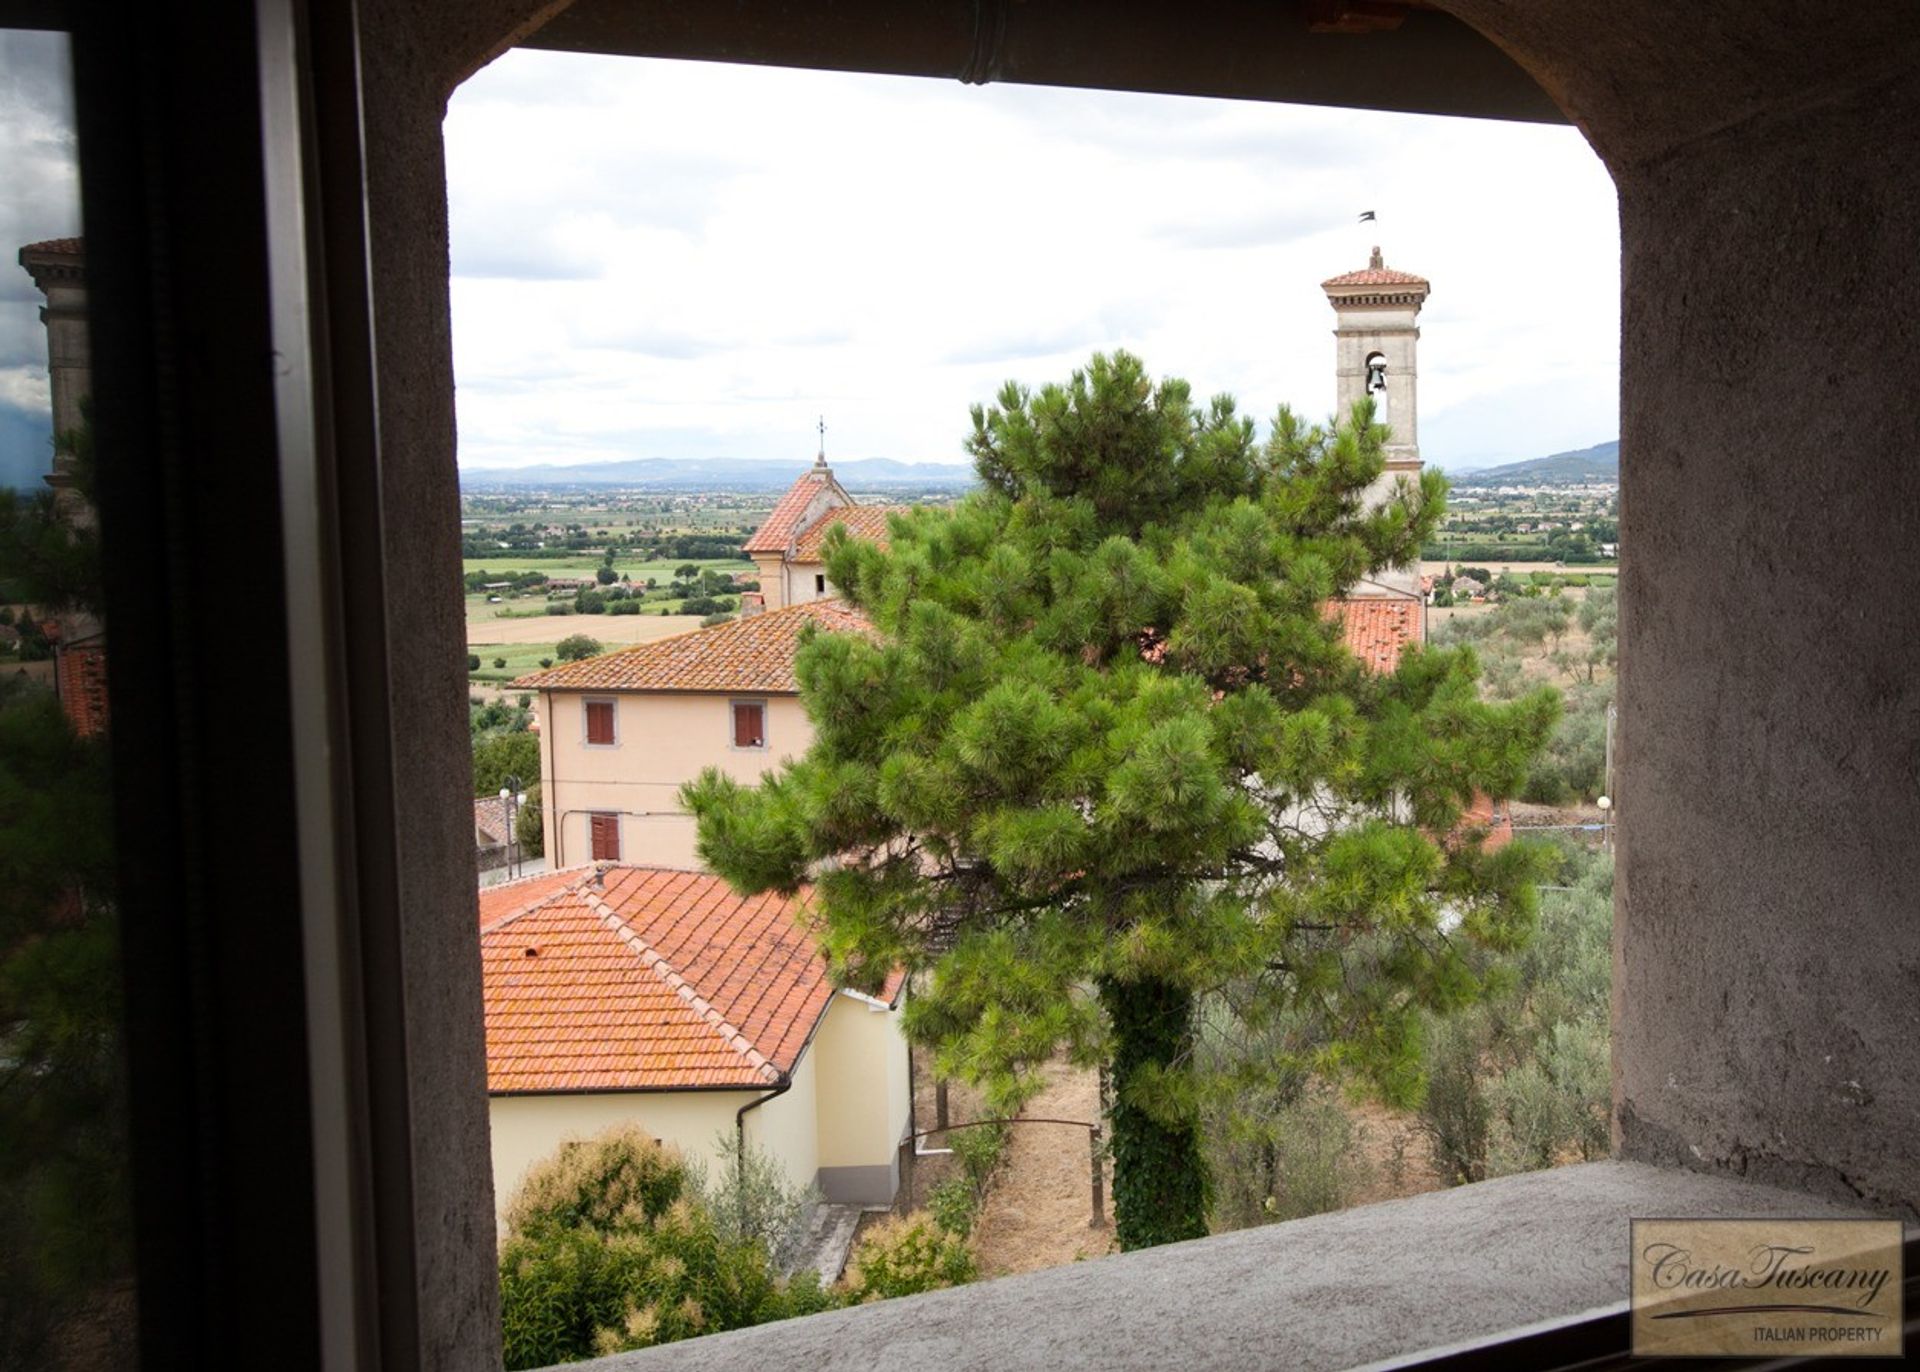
xmin=1322 ymin=246 xmax=1430 ymax=599
xmin=1322 ymin=245 xmax=1429 ymax=472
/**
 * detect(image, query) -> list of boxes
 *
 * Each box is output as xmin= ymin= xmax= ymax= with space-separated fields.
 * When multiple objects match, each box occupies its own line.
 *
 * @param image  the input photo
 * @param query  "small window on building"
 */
xmin=589 ymin=812 xmax=621 ymax=861
xmin=584 ymin=698 xmax=616 ymax=746
xmin=814 ymin=573 xmax=827 ymax=595
xmin=732 ymin=700 xmax=766 ymax=749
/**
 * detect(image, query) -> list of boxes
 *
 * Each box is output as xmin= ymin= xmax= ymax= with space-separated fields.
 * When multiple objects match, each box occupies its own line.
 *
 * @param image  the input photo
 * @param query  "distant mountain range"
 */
xmin=459 ymin=439 xmax=1620 ymax=492
xmin=459 ymin=456 xmax=976 ymax=490
xmin=1447 ymin=440 xmax=1618 ymax=487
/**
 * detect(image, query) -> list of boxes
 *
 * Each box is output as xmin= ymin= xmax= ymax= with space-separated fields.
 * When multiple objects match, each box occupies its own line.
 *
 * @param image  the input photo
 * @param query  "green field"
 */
xmin=461 ymin=554 xmax=754 ymax=578
xmin=467 ymin=641 xmax=568 ymax=684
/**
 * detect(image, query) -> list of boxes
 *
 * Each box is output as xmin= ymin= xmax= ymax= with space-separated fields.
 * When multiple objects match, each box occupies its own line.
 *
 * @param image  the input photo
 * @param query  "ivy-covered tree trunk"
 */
xmin=1102 ymin=976 xmax=1208 ymax=1249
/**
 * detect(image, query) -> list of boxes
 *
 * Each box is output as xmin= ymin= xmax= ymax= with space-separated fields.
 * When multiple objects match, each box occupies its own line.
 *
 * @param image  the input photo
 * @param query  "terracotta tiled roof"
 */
xmin=512 ymin=599 xmax=873 ymax=694
xmin=474 ymin=795 xmax=511 ymax=845
xmin=19 ymin=237 xmax=83 ymax=257
xmin=54 ymin=638 xmax=109 ymax=740
xmin=480 ymin=865 xmax=890 ymax=1093
xmin=745 ymin=462 xmax=847 ymax=554
xmin=790 ymin=504 xmax=906 ymax=561
xmin=1322 ymin=265 xmax=1430 ymax=288
xmin=479 ymin=869 xmax=582 ymax=928
xmin=1324 ymin=597 xmax=1424 ymax=673
xmin=1323 ymin=247 xmax=1428 ymax=291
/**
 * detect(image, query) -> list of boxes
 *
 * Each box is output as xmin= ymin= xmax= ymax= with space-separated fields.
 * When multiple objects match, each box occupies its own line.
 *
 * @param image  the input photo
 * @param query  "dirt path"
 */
xmin=969 ymin=1060 xmax=1115 ymax=1276
xmin=902 ymin=1053 xmax=1448 ymax=1282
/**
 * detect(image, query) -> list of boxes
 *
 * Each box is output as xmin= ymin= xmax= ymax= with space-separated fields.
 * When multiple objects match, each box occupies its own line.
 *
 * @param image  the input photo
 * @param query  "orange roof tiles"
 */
xmin=790 ymin=504 xmax=906 ymax=561
xmin=481 ymin=865 xmax=887 ymax=1093
xmin=20 ymin=237 xmax=83 ymax=257
xmin=1322 ymin=265 xmax=1431 ymax=288
xmin=512 ymin=599 xmax=874 ymax=695
xmin=1325 ymin=597 xmax=1424 ymax=673
xmin=1323 ymin=247 xmax=1428 ymax=292
xmin=479 ymin=868 xmax=585 ymax=928
xmin=745 ymin=463 xmax=846 ymax=554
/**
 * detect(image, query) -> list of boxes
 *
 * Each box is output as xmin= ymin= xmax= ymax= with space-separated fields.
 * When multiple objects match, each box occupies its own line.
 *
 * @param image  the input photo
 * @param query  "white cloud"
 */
xmin=0 ymin=366 xmax=50 ymax=414
xmin=446 ymin=52 xmax=1620 ymax=471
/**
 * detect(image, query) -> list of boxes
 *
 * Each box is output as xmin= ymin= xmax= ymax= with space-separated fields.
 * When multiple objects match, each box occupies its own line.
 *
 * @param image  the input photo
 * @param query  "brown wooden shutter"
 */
xmin=732 ymin=702 xmax=764 ymax=748
xmin=585 ymin=699 xmax=614 ymax=745
xmin=589 ymin=813 xmax=620 ymax=861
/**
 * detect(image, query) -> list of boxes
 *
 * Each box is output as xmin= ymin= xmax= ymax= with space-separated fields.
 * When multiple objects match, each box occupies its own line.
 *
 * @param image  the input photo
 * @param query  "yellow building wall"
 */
xmin=488 ymin=1089 xmax=751 ymax=1225
xmin=487 ymin=997 xmax=909 ymax=1223
xmin=812 ymin=992 xmax=912 ymax=1170
xmin=741 ymin=1039 xmax=819 ymax=1192
xmin=538 ymin=689 xmax=814 ymax=871
xmin=751 ymin=555 xmax=787 ymax=608
xmin=783 ymin=558 xmax=830 ymax=608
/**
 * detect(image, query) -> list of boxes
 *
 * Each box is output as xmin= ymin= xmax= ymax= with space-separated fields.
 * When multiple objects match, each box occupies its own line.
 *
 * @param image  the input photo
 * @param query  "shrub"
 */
xmin=545 ymin=602 xmax=570 ymax=616
xmin=926 ymin=1179 xmax=976 ymax=1240
xmin=1417 ymin=847 xmax=1613 ymax=1185
xmin=555 ymin=634 xmax=603 ymax=663
xmin=951 ymin=1121 xmax=1009 ymax=1202
xmin=504 ymin=1127 xmax=689 ymax=1240
xmin=574 ymin=589 xmax=607 ymax=615
xmin=467 ymin=654 xmax=481 ymax=671
xmin=595 ymin=565 xmax=617 ymax=585
xmin=1207 ymin=1095 xmax=1370 ymax=1229
xmin=493 ymin=656 xmax=507 ymax=669
xmin=539 ymin=657 xmax=553 ymax=669
xmin=471 ymin=699 xmax=528 ymax=734
xmin=699 ymin=612 xmax=735 ymax=628
xmin=1417 ymin=1012 xmax=1495 ymax=1184
xmin=609 ymin=600 xmax=641 ymax=615
xmin=497 ymin=1127 xmax=838 ymax=1370
xmin=845 ymin=1214 xmax=975 ymax=1301
xmin=695 ymin=1136 xmax=819 ymax=1273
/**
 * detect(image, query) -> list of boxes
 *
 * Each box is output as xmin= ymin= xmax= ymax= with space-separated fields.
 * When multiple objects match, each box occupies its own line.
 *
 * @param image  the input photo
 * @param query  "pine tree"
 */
xmin=685 ymin=353 xmax=1556 ymax=1249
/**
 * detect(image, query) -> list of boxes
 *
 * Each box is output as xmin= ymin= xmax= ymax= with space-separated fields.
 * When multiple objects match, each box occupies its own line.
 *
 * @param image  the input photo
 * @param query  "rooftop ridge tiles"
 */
xmin=578 ymin=878 xmax=783 ymax=1085
xmin=478 ymin=868 xmax=602 ymax=936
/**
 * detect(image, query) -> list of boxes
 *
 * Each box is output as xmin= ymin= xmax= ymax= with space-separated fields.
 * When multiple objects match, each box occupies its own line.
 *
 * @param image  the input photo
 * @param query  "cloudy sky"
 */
xmin=0 ymin=29 xmax=79 ymax=490
xmin=447 ymin=51 xmax=1619 ymax=474
xmin=0 ymin=36 xmax=1618 ymax=485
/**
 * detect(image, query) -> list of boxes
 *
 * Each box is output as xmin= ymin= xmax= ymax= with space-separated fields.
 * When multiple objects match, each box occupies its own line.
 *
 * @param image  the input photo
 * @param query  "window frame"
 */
xmin=582 ymin=695 xmax=618 ymax=747
xmin=588 ymin=810 xmax=622 ymax=861
xmin=730 ymin=697 xmax=769 ymax=751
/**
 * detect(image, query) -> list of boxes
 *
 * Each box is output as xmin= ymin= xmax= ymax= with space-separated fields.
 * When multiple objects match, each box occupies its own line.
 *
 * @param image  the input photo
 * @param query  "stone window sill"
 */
xmin=555 ymin=1160 xmax=1901 ymax=1371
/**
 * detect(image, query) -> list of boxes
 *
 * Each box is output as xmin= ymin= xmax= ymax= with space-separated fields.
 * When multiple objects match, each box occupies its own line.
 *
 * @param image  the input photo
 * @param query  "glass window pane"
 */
xmin=0 ymin=26 xmax=137 ymax=1368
